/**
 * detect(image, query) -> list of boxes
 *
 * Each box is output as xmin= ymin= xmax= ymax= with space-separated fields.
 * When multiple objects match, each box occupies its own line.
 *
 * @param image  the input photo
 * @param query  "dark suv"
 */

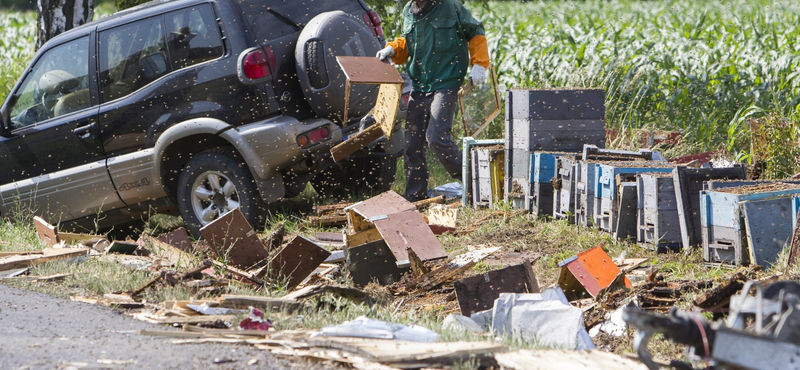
xmin=0 ymin=0 xmax=403 ymax=235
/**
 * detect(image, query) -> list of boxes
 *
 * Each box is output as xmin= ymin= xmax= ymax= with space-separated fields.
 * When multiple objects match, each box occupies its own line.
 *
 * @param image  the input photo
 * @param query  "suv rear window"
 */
xmin=236 ymin=0 xmax=366 ymax=43
xmin=98 ymin=4 xmax=223 ymax=103
xmin=164 ymin=5 xmax=224 ymax=70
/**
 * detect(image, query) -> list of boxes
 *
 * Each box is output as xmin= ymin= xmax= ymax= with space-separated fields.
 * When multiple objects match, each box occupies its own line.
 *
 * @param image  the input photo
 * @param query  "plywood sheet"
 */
xmin=336 ymin=56 xmax=404 ymax=85
xmin=372 ymin=210 xmax=446 ymax=262
xmin=200 ymin=208 xmax=268 ymax=270
xmin=267 ymin=236 xmax=331 ymax=290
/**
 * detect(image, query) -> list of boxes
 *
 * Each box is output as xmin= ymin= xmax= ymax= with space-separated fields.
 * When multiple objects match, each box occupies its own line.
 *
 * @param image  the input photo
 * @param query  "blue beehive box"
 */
xmin=592 ymin=162 xmax=673 ymax=232
xmin=701 ymin=184 xmax=800 ymax=266
xmin=529 ymin=152 xmax=569 ymax=217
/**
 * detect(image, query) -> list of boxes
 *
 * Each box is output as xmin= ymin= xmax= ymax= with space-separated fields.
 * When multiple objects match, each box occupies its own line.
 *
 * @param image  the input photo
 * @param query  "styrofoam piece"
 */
xmin=443 ymin=314 xmax=486 ymax=333
xmin=313 ymin=316 xmax=440 ymax=343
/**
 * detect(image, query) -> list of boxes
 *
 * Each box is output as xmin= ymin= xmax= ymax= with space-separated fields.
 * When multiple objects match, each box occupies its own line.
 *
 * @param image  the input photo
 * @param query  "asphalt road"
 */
xmin=0 ymin=284 xmax=306 ymax=370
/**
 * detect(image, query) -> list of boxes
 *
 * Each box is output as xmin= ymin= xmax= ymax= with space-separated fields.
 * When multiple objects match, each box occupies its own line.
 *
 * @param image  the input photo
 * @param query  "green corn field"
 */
xmin=4 ymin=0 xmax=800 ymax=177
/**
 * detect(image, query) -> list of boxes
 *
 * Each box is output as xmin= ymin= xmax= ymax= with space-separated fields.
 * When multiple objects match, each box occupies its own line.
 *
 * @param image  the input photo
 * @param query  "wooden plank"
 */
xmin=331 ymin=124 xmax=384 ymax=163
xmin=141 ymin=235 xmax=196 ymax=269
xmin=306 ymin=337 xmax=506 ymax=365
xmin=372 ymin=210 xmax=447 ymax=262
xmin=34 ymin=216 xmax=59 ymax=246
xmin=263 ymin=236 xmax=331 ymax=289
xmin=218 ymin=294 xmax=301 ymax=312
xmin=210 ymin=260 xmax=266 ymax=286
xmin=154 ymin=315 xmax=237 ymax=325
xmin=426 ymin=204 xmax=460 ymax=228
xmin=372 ymin=83 xmax=402 ymax=139
xmin=0 ymin=247 xmax=89 ymax=271
xmin=316 ymin=232 xmax=344 ymax=243
xmin=344 ymin=227 xmax=383 ymax=249
xmin=0 ymin=251 xmax=40 ymax=257
xmin=307 ymin=214 xmax=349 ymax=228
xmin=495 ymin=349 xmax=648 ymax=370
xmin=200 ymin=208 xmax=269 ymax=271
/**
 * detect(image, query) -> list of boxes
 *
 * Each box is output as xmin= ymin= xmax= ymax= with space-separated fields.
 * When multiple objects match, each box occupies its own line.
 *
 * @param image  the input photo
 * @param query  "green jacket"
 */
xmin=401 ymin=0 xmax=485 ymax=92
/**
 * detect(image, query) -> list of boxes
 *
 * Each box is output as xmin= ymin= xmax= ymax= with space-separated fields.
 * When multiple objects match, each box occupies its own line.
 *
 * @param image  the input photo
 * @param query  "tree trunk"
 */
xmin=36 ymin=0 xmax=93 ymax=50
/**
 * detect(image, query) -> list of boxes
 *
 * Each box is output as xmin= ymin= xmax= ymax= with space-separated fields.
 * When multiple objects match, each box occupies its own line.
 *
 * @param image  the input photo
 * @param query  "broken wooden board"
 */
xmin=316 ymin=232 xmax=344 ymax=243
xmin=331 ymin=124 xmax=384 ymax=162
xmin=141 ymin=235 xmax=195 ymax=269
xmin=33 ymin=216 xmax=59 ymax=246
xmin=344 ymin=227 xmax=383 ymax=249
xmin=307 ymin=214 xmax=349 ymax=228
xmin=454 ymin=260 xmax=540 ymax=317
xmin=427 ymin=204 xmax=460 ymax=228
xmin=106 ymin=241 xmax=139 ymax=255
xmin=263 ymin=236 xmax=331 ymax=290
xmin=495 ymin=349 xmax=648 ymax=370
xmin=0 ymin=247 xmax=89 ymax=271
xmin=373 ymin=210 xmax=447 ymax=262
xmin=347 ymin=191 xmax=417 ymax=232
xmin=199 ymin=208 xmax=269 ymax=271
xmin=156 ymin=227 xmax=194 ymax=254
xmin=283 ymin=284 xmax=373 ymax=305
xmin=70 ymin=295 xmax=144 ymax=309
xmin=346 ymin=239 xmax=408 ymax=287
xmin=307 ymin=337 xmax=506 ymax=367
xmin=217 ymin=295 xmax=301 ymax=312
xmin=210 ymin=260 xmax=266 ymax=286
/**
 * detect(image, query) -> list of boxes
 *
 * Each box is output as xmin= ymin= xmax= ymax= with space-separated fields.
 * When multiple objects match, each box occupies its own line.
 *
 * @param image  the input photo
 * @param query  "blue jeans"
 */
xmin=404 ymin=87 xmax=462 ymax=201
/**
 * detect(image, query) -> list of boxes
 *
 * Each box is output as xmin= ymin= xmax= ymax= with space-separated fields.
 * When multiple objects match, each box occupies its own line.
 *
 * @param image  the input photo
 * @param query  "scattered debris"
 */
xmin=238 ymin=308 xmax=273 ymax=331
xmin=314 ymin=316 xmax=440 ymax=343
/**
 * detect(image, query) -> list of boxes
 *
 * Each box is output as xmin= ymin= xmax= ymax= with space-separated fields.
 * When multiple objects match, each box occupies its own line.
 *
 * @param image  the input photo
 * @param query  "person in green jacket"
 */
xmin=377 ymin=0 xmax=490 ymax=201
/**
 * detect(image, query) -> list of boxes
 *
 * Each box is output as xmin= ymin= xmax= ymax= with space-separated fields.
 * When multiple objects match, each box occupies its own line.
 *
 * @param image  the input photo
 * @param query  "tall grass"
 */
xmin=471 ymin=0 xmax=800 ymax=172
xmin=0 ymin=11 xmax=35 ymax=101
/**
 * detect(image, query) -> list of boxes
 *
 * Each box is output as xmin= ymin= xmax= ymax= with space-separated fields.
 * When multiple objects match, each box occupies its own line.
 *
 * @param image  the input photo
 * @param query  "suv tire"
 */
xmin=177 ymin=148 xmax=263 ymax=237
xmin=311 ymin=156 xmax=396 ymax=199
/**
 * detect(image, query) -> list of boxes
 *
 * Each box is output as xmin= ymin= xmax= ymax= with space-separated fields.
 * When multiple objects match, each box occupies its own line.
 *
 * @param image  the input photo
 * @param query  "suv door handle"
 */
xmin=73 ymin=122 xmax=96 ymax=139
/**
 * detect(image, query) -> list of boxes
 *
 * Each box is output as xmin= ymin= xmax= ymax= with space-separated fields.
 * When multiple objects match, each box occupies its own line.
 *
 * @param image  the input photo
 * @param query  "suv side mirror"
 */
xmin=0 ymin=105 xmax=9 ymax=137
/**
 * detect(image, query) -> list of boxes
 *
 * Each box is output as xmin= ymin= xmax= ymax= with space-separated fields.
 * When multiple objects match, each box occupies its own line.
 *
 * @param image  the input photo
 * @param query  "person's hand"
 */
xmin=376 ymin=46 xmax=395 ymax=62
xmin=469 ymin=65 xmax=486 ymax=85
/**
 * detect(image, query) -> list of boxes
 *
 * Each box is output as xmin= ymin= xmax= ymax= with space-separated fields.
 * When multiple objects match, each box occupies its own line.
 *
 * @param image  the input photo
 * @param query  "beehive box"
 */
xmin=555 ymin=145 xmax=656 ymax=224
xmin=637 ymin=173 xmax=681 ymax=250
xmin=672 ymin=165 xmax=747 ymax=252
xmin=471 ymin=146 xmax=505 ymax=207
xmin=461 ymin=137 xmax=504 ymax=206
xmin=529 ymin=152 xmax=569 ymax=217
xmin=553 ymin=155 xmax=580 ymax=220
xmin=592 ymin=162 xmax=673 ymax=232
xmin=700 ymin=183 xmax=800 ymax=266
xmin=505 ymin=89 xmax=605 ymax=211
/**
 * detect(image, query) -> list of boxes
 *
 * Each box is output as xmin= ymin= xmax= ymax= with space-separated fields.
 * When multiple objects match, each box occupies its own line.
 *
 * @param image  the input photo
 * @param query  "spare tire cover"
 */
xmin=295 ymin=11 xmax=380 ymax=124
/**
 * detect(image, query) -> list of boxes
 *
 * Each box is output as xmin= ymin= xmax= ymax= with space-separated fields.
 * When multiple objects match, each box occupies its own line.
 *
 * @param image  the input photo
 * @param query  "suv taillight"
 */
xmin=242 ymin=46 xmax=276 ymax=80
xmin=362 ymin=10 xmax=384 ymax=38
